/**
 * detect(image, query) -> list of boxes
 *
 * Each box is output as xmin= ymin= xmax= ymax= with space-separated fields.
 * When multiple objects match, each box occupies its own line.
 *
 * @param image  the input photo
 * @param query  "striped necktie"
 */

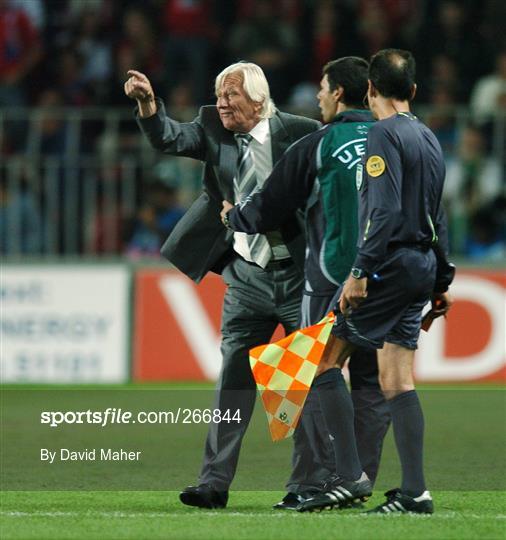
xmin=234 ymin=133 xmax=272 ymax=268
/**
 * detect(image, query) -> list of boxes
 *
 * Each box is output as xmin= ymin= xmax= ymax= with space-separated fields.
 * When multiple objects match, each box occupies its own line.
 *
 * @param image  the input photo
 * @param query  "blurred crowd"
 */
xmin=0 ymin=0 xmax=505 ymax=260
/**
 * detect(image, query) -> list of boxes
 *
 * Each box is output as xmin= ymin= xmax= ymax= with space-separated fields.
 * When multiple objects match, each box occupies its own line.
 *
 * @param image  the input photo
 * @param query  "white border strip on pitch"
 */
xmin=1 ymin=511 xmax=505 ymax=520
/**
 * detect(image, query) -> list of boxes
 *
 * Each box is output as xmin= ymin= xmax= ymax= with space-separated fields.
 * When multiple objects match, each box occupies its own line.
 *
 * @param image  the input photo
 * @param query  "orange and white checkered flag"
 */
xmin=249 ymin=313 xmax=335 ymax=441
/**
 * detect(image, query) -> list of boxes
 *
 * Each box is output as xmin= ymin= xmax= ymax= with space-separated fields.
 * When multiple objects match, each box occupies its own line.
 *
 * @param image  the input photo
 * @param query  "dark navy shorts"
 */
xmin=331 ymin=247 xmax=437 ymax=350
xmin=301 ymin=286 xmax=380 ymax=387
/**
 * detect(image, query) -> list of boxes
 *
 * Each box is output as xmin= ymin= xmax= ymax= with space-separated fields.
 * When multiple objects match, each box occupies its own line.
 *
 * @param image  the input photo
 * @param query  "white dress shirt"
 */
xmin=232 ymin=118 xmax=290 ymax=262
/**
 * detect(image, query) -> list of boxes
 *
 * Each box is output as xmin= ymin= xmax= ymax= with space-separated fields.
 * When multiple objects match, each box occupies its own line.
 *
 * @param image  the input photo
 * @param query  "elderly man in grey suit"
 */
xmin=125 ymin=62 xmax=320 ymax=508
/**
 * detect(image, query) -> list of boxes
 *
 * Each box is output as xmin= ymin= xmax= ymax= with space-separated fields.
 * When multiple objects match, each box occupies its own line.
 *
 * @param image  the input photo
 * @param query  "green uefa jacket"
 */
xmin=229 ymin=109 xmax=374 ymax=294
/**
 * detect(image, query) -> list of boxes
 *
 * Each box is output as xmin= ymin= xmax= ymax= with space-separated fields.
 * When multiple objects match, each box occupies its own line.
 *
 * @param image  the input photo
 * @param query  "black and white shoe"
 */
xmin=272 ymin=491 xmax=316 ymax=510
xmin=297 ymin=473 xmax=372 ymax=512
xmin=367 ymin=488 xmax=434 ymax=514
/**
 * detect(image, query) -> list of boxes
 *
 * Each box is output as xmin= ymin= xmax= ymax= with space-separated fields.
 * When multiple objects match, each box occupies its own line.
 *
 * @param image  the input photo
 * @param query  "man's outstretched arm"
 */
xmin=125 ymin=69 xmax=206 ymax=160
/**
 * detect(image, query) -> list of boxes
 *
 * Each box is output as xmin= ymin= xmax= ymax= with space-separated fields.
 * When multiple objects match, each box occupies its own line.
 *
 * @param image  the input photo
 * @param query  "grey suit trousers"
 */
xmin=198 ymin=256 xmax=303 ymax=490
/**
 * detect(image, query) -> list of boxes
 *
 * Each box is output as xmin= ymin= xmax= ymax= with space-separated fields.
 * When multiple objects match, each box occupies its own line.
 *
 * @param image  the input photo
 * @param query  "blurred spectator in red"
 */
xmin=162 ymin=0 xmax=216 ymax=106
xmin=308 ymin=0 xmax=339 ymax=82
xmin=11 ymin=0 xmax=44 ymax=30
xmin=228 ymin=0 xmax=298 ymax=101
xmin=88 ymin=206 xmax=124 ymax=254
xmin=0 ymin=0 xmax=42 ymax=106
xmin=86 ymin=174 xmax=125 ymax=254
xmin=470 ymin=50 xmax=506 ymax=125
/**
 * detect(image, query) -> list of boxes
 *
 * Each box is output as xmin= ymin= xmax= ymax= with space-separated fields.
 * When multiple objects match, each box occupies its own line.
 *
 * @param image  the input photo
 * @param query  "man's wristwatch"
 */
xmin=350 ymin=267 xmax=367 ymax=279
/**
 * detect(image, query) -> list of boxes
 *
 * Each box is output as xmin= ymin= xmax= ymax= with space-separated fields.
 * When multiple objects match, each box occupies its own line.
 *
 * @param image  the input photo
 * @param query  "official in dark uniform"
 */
xmin=298 ymin=49 xmax=454 ymax=514
xmin=124 ymin=62 xmax=320 ymax=509
xmin=221 ymin=57 xmax=390 ymax=509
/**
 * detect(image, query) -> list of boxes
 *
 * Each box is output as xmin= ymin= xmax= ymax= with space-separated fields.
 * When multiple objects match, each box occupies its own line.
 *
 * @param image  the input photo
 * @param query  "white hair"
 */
xmin=215 ymin=62 xmax=276 ymax=119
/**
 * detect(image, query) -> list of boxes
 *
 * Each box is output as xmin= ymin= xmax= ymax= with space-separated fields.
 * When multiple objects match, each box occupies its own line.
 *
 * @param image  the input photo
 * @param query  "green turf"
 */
xmin=2 ymin=385 xmax=505 ymax=491
xmin=1 ymin=384 xmax=505 ymax=538
xmin=1 ymin=491 xmax=505 ymax=540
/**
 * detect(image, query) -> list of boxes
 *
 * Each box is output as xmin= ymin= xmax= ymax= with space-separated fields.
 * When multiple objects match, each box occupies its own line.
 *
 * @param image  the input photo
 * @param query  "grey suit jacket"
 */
xmin=136 ymin=99 xmax=321 ymax=282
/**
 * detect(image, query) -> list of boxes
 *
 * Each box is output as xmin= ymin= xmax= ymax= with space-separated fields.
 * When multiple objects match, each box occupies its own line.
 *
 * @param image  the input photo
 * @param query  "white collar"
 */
xmin=247 ymin=118 xmax=270 ymax=144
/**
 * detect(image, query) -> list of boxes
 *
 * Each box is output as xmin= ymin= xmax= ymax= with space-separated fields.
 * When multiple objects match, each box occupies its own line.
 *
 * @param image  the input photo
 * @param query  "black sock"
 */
xmin=313 ymin=368 xmax=362 ymax=481
xmin=388 ymin=390 xmax=426 ymax=497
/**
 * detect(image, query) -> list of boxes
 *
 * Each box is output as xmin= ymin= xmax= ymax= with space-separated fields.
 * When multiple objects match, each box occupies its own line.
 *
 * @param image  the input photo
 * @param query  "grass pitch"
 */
xmin=1 ymin=490 xmax=505 ymax=539
xmin=1 ymin=383 xmax=505 ymax=539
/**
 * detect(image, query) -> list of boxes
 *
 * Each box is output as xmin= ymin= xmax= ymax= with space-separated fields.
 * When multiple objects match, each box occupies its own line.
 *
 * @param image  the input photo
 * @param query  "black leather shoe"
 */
xmin=179 ymin=484 xmax=229 ymax=509
xmin=273 ymin=491 xmax=316 ymax=510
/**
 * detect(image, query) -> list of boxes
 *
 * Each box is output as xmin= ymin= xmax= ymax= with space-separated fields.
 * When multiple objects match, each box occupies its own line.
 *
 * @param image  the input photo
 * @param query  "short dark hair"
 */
xmin=322 ymin=56 xmax=369 ymax=107
xmin=369 ymin=49 xmax=416 ymax=101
